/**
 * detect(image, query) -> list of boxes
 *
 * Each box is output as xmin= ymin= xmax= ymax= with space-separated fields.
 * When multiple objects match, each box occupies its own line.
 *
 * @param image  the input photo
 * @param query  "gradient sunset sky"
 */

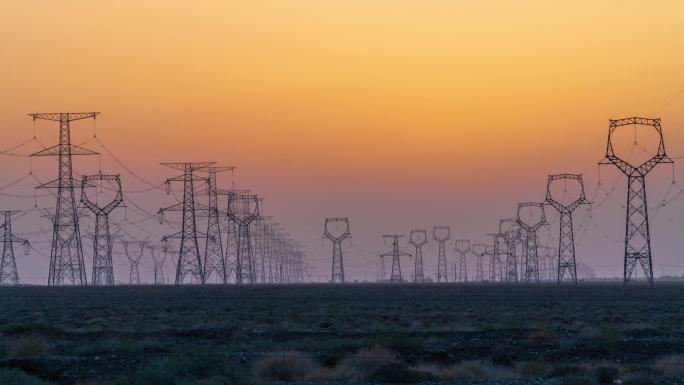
xmin=1 ymin=1 xmax=684 ymax=282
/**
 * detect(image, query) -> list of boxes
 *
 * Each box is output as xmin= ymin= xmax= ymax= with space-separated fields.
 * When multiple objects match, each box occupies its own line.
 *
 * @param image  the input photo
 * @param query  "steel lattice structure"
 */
xmin=472 ymin=243 xmax=488 ymax=282
xmin=228 ymin=194 xmax=259 ymax=284
xmin=0 ymin=211 xmax=29 ymax=285
xmin=486 ymin=233 xmax=503 ymax=282
xmin=545 ymin=173 xmax=589 ymax=284
xmin=432 ymin=226 xmax=450 ymax=283
xmin=197 ymin=166 xmax=234 ymax=284
xmin=323 ymin=218 xmax=351 ymax=284
xmin=151 ymin=243 xmax=168 ymax=285
xmin=517 ymin=202 xmax=547 ymax=283
xmin=81 ymin=173 xmax=124 ymax=286
xmin=123 ymin=241 xmax=144 ymax=285
xmin=159 ymin=162 xmax=214 ymax=284
xmin=408 ymin=230 xmax=427 ymax=283
xmin=454 ymin=239 xmax=470 ymax=282
xmin=600 ymin=117 xmax=672 ymax=285
xmin=380 ymin=235 xmax=410 ymax=283
xmin=30 ymin=112 xmax=99 ymax=285
xmin=500 ymin=218 xmax=521 ymax=283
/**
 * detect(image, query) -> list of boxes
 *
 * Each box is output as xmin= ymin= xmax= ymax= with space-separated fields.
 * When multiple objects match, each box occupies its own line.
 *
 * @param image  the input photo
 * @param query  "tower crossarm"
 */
xmin=29 ymin=112 xmax=100 ymax=122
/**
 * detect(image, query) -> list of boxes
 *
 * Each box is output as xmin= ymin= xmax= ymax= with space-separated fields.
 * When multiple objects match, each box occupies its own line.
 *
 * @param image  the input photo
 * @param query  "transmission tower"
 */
xmin=472 ymin=243 xmax=487 ymax=282
xmin=600 ymin=117 xmax=672 ymax=285
xmin=380 ymin=235 xmax=411 ymax=283
xmin=80 ymin=173 xmax=124 ymax=286
xmin=150 ymin=243 xmax=167 ymax=285
xmin=228 ymin=194 xmax=259 ymax=284
xmin=159 ymin=162 xmax=214 ymax=284
xmin=0 ymin=211 xmax=29 ymax=285
xmin=486 ymin=234 xmax=503 ymax=282
xmin=433 ymin=226 xmax=450 ymax=283
xmin=30 ymin=112 xmax=99 ymax=285
xmin=323 ymin=218 xmax=351 ymax=283
xmin=454 ymin=239 xmax=470 ymax=282
xmin=197 ymin=166 xmax=234 ymax=284
xmin=545 ymin=173 xmax=589 ymax=284
xmin=500 ymin=218 xmax=521 ymax=283
xmin=123 ymin=241 xmax=145 ymax=285
xmin=517 ymin=202 xmax=547 ymax=283
xmin=408 ymin=230 xmax=427 ymax=283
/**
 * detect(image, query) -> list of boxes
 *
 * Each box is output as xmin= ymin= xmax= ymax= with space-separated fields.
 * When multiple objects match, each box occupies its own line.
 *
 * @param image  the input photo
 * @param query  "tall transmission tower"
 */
xmin=500 ymin=218 xmax=521 ymax=283
xmin=197 ymin=166 xmax=234 ymax=284
xmin=150 ymin=244 xmax=167 ymax=285
xmin=30 ymin=112 xmax=99 ymax=285
xmin=486 ymin=234 xmax=503 ymax=282
xmin=215 ymin=187 xmax=249 ymax=284
xmin=323 ymin=218 xmax=351 ymax=284
xmin=228 ymin=194 xmax=259 ymax=284
xmin=81 ymin=174 xmax=124 ymax=286
xmin=0 ymin=211 xmax=29 ymax=285
xmin=380 ymin=235 xmax=410 ymax=283
xmin=517 ymin=202 xmax=547 ymax=283
xmin=472 ymin=243 xmax=488 ymax=282
xmin=545 ymin=174 xmax=589 ymax=284
xmin=159 ymin=162 xmax=214 ymax=284
xmin=600 ymin=117 xmax=672 ymax=285
xmin=123 ymin=241 xmax=144 ymax=285
xmin=454 ymin=239 xmax=470 ymax=282
xmin=433 ymin=226 xmax=450 ymax=283
xmin=408 ymin=230 xmax=427 ymax=283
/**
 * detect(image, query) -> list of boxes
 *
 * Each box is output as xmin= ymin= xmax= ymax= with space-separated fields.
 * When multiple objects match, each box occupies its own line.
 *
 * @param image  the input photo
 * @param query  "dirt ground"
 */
xmin=1 ymin=283 xmax=684 ymax=384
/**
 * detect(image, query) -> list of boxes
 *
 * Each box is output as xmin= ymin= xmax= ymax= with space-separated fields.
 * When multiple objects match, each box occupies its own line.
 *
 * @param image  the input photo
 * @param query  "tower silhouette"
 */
xmin=150 ymin=243 xmax=168 ymax=285
xmin=600 ymin=117 xmax=672 ymax=285
xmin=408 ymin=230 xmax=427 ymax=283
xmin=81 ymin=174 xmax=124 ymax=286
xmin=30 ymin=112 xmax=99 ymax=285
xmin=500 ymin=218 xmax=521 ymax=283
xmin=517 ymin=202 xmax=547 ymax=283
xmin=454 ymin=239 xmax=470 ymax=282
xmin=159 ymin=162 xmax=214 ymax=284
xmin=472 ymin=243 xmax=488 ymax=282
xmin=228 ymin=194 xmax=259 ymax=284
xmin=123 ymin=241 xmax=144 ymax=285
xmin=486 ymin=233 xmax=503 ymax=282
xmin=0 ymin=211 xmax=29 ymax=285
xmin=432 ymin=226 xmax=450 ymax=283
xmin=323 ymin=218 xmax=351 ymax=284
xmin=380 ymin=235 xmax=410 ymax=283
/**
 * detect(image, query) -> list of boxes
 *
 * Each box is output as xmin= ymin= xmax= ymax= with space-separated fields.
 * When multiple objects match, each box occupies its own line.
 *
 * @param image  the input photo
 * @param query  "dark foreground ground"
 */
xmin=1 ymin=283 xmax=684 ymax=385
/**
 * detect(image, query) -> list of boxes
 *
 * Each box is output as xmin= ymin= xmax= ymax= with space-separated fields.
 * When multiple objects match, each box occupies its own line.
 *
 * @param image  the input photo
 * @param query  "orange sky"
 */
xmin=1 ymin=1 xmax=684 ymax=281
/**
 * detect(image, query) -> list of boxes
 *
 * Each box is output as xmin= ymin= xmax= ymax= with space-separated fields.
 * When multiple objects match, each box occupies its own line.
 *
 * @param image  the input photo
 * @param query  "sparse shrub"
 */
xmin=335 ymin=346 xmax=397 ymax=382
xmin=0 ymin=369 xmax=52 ymax=385
xmin=582 ymin=326 xmax=620 ymax=351
xmin=252 ymin=351 xmax=330 ymax=383
xmin=591 ymin=365 xmax=619 ymax=384
xmin=515 ymin=361 xmax=550 ymax=378
xmin=528 ymin=329 xmax=560 ymax=344
xmin=7 ymin=334 xmax=49 ymax=358
xmin=654 ymin=354 xmax=684 ymax=376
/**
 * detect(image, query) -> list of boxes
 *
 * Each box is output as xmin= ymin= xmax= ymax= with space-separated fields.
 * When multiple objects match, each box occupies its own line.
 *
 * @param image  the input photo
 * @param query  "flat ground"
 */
xmin=1 ymin=283 xmax=684 ymax=384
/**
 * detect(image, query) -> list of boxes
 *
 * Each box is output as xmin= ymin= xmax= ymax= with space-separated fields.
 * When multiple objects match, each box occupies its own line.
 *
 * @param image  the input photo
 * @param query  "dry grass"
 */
xmin=414 ymin=360 xmax=514 ymax=381
xmin=653 ymin=354 xmax=684 ymax=376
xmin=334 ymin=346 xmax=397 ymax=382
xmin=7 ymin=334 xmax=49 ymax=358
xmin=252 ymin=351 xmax=331 ymax=383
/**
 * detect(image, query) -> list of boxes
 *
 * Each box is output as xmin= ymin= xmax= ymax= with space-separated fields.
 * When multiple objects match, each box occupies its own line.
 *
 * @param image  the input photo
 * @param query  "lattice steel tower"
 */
xmin=198 ymin=166 xmax=234 ymax=284
xmin=323 ymin=218 xmax=351 ymax=284
xmin=408 ymin=230 xmax=427 ymax=283
xmin=81 ymin=174 xmax=124 ymax=286
xmin=159 ymin=162 xmax=214 ymax=284
xmin=30 ymin=112 xmax=99 ymax=285
xmin=600 ymin=117 xmax=672 ymax=285
xmin=517 ymin=202 xmax=547 ymax=283
xmin=500 ymin=218 xmax=521 ymax=283
xmin=545 ymin=174 xmax=589 ymax=284
xmin=124 ymin=241 xmax=144 ymax=285
xmin=472 ymin=243 xmax=487 ymax=282
xmin=486 ymin=233 xmax=503 ymax=282
xmin=228 ymin=194 xmax=259 ymax=284
xmin=454 ymin=239 xmax=470 ymax=282
xmin=0 ymin=211 xmax=29 ymax=285
xmin=433 ymin=226 xmax=450 ymax=283
xmin=150 ymin=243 xmax=167 ymax=285
xmin=380 ymin=235 xmax=410 ymax=283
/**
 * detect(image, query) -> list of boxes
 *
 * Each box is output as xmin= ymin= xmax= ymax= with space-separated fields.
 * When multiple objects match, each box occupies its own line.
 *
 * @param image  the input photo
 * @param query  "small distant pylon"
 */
xmin=472 ymin=243 xmax=488 ymax=282
xmin=433 ymin=226 xmax=450 ymax=283
xmin=159 ymin=162 xmax=214 ymax=284
xmin=124 ymin=241 xmax=145 ymax=285
xmin=228 ymin=194 xmax=259 ymax=284
xmin=380 ymin=235 xmax=411 ymax=283
xmin=0 ymin=211 xmax=29 ymax=285
xmin=30 ymin=112 xmax=99 ymax=286
xmin=408 ymin=230 xmax=427 ymax=283
xmin=151 ymin=242 xmax=169 ymax=285
xmin=500 ymin=218 xmax=521 ymax=283
xmin=81 ymin=174 xmax=124 ymax=286
xmin=323 ymin=218 xmax=351 ymax=284
xmin=454 ymin=239 xmax=470 ymax=282
xmin=517 ymin=202 xmax=547 ymax=283
xmin=486 ymin=233 xmax=503 ymax=282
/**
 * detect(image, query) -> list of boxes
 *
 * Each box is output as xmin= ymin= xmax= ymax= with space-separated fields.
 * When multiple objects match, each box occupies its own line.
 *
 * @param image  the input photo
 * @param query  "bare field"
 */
xmin=1 ymin=283 xmax=684 ymax=384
